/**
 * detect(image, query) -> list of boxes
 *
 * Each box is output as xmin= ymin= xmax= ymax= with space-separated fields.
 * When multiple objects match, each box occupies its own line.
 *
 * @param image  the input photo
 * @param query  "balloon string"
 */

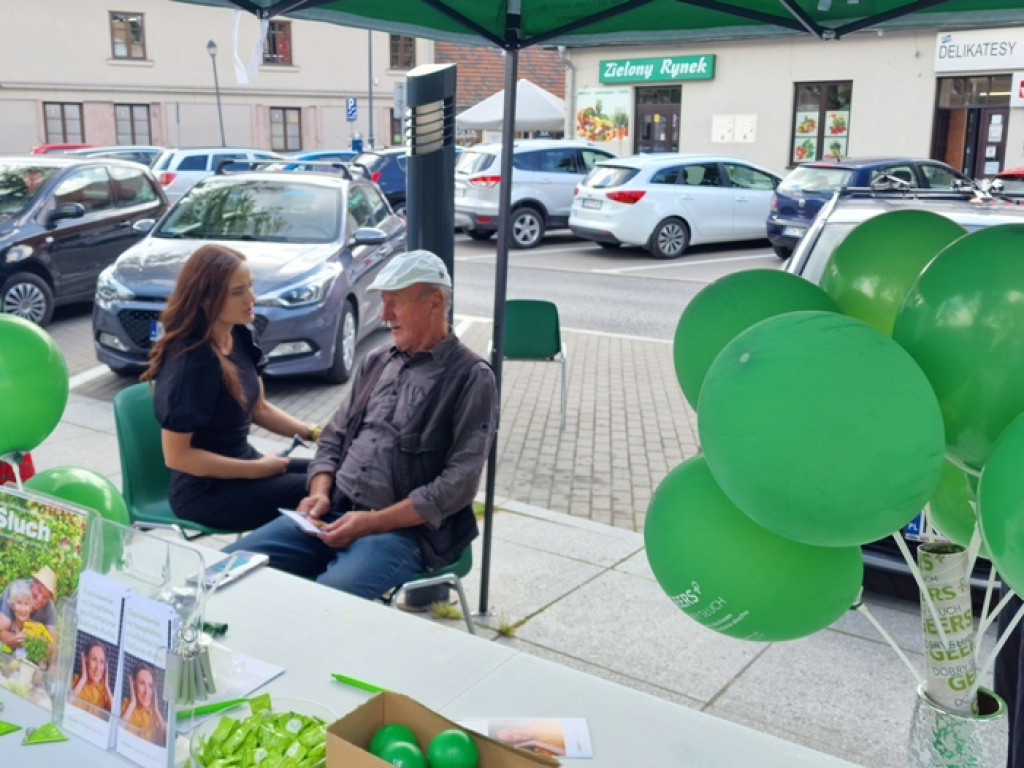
xmin=972 ymin=596 xmax=1024 ymax=705
xmin=892 ymin=532 xmax=950 ymax=649
xmin=974 ymin=560 xmax=1001 ymax=650
xmin=856 ymin=602 xmax=923 ymax=686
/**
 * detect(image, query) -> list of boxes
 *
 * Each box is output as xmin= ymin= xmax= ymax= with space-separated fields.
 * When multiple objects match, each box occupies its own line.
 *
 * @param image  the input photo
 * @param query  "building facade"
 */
xmin=0 ymin=0 xmax=433 ymax=154
xmin=564 ymin=25 xmax=1024 ymax=178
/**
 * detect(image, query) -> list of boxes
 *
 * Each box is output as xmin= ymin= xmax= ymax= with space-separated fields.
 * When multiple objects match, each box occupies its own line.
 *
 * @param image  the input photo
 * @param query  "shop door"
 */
xmin=932 ymin=76 xmax=1010 ymax=178
xmin=635 ymin=86 xmax=680 ymax=154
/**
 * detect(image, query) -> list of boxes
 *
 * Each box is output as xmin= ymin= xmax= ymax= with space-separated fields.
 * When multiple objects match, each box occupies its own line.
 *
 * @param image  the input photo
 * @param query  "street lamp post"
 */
xmin=207 ymin=39 xmax=226 ymax=147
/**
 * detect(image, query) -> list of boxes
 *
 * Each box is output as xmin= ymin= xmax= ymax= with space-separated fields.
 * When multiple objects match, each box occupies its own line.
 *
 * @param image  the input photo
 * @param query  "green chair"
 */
xmin=490 ymin=299 xmax=568 ymax=430
xmin=384 ymin=545 xmax=476 ymax=634
xmin=112 ymin=382 xmax=237 ymax=541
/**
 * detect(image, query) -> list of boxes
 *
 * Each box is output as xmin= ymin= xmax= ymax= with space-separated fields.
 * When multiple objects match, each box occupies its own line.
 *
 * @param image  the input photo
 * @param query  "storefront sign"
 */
xmin=1011 ymin=72 xmax=1024 ymax=108
xmin=935 ymin=28 xmax=1024 ymax=72
xmin=600 ymin=55 xmax=715 ymax=84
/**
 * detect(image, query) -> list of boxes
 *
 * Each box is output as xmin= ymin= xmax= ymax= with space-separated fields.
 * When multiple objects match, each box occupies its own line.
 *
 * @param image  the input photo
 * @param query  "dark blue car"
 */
xmin=351 ymin=148 xmax=408 ymax=217
xmin=766 ymin=157 xmax=973 ymax=258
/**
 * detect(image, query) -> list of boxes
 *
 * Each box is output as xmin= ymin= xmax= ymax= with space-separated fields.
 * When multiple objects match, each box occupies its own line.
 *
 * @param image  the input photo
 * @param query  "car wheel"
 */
xmin=648 ymin=218 xmax=690 ymax=259
xmin=509 ymin=206 xmax=545 ymax=249
xmin=466 ymin=230 xmax=494 ymax=241
xmin=324 ymin=300 xmax=357 ymax=384
xmin=773 ymin=244 xmax=792 ymax=259
xmin=1 ymin=272 xmax=54 ymax=326
xmin=392 ymin=198 xmax=407 ymax=218
xmin=597 ymin=242 xmax=621 ymax=250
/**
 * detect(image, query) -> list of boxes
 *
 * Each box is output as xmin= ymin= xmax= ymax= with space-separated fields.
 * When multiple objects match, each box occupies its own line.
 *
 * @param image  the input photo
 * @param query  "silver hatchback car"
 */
xmin=92 ymin=169 xmax=405 ymax=383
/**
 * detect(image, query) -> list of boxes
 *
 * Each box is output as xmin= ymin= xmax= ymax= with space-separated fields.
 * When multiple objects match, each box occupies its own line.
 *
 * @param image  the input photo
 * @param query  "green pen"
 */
xmin=176 ymin=695 xmax=251 ymax=719
xmin=330 ymin=672 xmax=386 ymax=693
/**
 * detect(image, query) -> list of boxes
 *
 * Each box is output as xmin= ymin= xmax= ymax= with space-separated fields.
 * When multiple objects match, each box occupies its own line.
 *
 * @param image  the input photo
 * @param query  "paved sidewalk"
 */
xmin=28 ymin=316 xmax=1000 ymax=768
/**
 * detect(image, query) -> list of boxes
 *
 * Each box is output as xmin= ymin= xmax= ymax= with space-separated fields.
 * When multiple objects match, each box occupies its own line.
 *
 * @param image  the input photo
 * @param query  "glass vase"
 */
xmin=908 ymin=684 xmax=1008 ymax=767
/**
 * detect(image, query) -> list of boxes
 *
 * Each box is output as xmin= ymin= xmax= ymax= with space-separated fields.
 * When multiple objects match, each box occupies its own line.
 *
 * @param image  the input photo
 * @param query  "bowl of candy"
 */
xmin=189 ymin=694 xmax=336 ymax=768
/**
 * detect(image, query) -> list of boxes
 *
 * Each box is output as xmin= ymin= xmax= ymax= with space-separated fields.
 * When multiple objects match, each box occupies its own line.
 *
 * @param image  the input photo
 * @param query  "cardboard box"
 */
xmin=327 ymin=692 xmax=560 ymax=768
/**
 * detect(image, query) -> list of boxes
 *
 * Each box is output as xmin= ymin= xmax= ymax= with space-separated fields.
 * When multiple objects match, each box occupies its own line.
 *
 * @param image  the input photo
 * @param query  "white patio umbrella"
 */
xmin=456 ymin=78 xmax=566 ymax=132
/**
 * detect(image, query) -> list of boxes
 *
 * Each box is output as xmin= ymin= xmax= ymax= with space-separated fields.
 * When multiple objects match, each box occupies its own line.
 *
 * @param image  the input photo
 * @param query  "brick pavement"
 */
xmin=55 ymin=312 xmax=699 ymax=534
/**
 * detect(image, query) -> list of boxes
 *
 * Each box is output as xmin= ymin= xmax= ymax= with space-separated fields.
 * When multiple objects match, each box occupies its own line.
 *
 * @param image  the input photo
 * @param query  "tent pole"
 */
xmin=479 ymin=44 xmax=519 ymax=616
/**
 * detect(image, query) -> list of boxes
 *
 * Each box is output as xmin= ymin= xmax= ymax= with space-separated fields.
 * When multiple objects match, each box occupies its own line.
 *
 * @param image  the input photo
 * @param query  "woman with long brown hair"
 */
xmin=141 ymin=244 xmax=317 ymax=531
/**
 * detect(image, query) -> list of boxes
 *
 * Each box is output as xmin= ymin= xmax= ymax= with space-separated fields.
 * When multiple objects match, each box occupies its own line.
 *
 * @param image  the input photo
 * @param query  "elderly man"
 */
xmin=226 ymin=250 xmax=497 ymax=599
xmin=0 ymin=566 xmax=58 ymax=650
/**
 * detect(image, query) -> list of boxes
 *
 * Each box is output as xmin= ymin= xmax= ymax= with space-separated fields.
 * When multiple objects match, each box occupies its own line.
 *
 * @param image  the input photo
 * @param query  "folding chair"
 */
xmin=383 ymin=545 xmax=475 ymax=634
xmin=112 ymin=383 xmax=238 ymax=541
xmin=489 ymin=299 xmax=568 ymax=431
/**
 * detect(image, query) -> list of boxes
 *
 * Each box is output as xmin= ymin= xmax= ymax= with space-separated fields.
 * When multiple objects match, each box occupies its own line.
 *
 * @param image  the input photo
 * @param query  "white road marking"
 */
xmin=454 ymin=314 xmax=671 ymax=345
xmin=69 ymin=365 xmax=113 ymax=389
xmin=591 ymin=252 xmax=777 ymax=274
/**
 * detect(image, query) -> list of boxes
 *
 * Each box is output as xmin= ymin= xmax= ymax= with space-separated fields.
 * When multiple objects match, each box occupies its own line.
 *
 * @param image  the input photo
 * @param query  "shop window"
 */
xmin=390 ymin=35 xmax=416 ymax=70
xmin=44 ymin=103 xmax=84 ymax=143
xmin=110 ymin=12 xmax=146 ymax=60
xmin=264 ymin=21 xmax=292 ymax=65
xmin=115 ymin=104 xmax=150 ymax=144
xmin=790 ymin=81 xmax=852 ymax=165
xmin=270 ymin=107 xmax=301 ymax=152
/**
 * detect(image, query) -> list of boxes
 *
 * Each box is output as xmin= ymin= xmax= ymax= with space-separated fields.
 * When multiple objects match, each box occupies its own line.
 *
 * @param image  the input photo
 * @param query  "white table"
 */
xmin=0 ymin=550 xmax=865 ymax=767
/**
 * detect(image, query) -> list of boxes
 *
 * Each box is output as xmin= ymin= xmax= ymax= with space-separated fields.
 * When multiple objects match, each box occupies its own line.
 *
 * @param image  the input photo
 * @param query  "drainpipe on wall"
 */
xmin=558 ymin=46 xmax=575 ymax=138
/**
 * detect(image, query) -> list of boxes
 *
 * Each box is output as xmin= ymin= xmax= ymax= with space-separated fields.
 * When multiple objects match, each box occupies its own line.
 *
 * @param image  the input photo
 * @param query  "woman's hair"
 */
xmin=141 ymin=244 xmax=247 ymax=405
xmin=9 ymin=579 xmax=31 ymax=604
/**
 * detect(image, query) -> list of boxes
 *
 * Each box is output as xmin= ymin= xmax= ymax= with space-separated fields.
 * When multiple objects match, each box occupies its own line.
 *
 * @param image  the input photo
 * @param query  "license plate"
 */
xmin=149 ymin=320 xmax=164 ymax=343
xmin=581 ymin=198 xmax=602 ymax=209
xmin=782 ymin=226 xmax=806 ymax=238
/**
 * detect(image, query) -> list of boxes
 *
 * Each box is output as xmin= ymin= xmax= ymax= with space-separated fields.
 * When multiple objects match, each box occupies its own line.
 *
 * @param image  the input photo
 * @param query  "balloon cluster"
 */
xmin=649 ymin=213 xmax=1024 ymax=641
xmin=0 ymin=314 xmax=127 ymax=527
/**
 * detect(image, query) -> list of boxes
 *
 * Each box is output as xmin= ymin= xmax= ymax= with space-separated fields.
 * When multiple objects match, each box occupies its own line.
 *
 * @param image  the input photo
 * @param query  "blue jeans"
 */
xmin=224 ymin=511 xmax=425 ymax=600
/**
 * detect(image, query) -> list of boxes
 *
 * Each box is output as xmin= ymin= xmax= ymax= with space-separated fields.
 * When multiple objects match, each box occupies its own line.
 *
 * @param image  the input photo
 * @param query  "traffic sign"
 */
xmin=345 ymin=97 xmax=357 ymax=122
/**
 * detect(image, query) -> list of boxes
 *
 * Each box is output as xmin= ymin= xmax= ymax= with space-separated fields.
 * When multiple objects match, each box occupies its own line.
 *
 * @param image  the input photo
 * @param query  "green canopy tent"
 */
xmin=172 ymin=0 xmax=1024 ymax=613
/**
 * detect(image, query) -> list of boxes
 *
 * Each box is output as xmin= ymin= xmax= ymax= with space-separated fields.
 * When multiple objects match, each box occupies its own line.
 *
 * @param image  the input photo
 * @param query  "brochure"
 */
xmin=187 ymin=550 xmax=270 ymax=590
xmin=115 ymin=593 xmax=179 ymax=768
xmin=457 ymin=716 xmax=593 ymax=758
xmin=61 ymin=570 xmax=131 ymax=749
xmin=278 ymin=507 xmax=326 ymax=535
xmin=0 ymin=485 xmax=90 ymax=710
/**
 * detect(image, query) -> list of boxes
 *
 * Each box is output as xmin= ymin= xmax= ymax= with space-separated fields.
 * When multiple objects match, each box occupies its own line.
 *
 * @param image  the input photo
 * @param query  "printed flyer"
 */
xmin=0 ymin=485 xmax=89 ymax=709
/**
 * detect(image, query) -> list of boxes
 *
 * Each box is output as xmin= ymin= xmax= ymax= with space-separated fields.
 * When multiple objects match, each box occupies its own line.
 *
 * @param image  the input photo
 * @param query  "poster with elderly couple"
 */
xmin=0 ymin=484 xmax=89 ymax=709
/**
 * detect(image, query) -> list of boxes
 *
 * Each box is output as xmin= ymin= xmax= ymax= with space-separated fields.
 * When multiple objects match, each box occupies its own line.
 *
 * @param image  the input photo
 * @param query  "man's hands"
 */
xmin=296 ymin=492 xmax=331 ymax=519
xmin=316 ymin=510 xmax=379 ymax=549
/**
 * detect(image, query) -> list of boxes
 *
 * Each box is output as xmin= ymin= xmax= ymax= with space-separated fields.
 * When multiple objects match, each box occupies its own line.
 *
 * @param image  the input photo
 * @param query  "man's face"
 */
xmin=380 ymin=284 xmax=442 ymax=354
xmin=30 ymin=579 xmax=53 ymax=610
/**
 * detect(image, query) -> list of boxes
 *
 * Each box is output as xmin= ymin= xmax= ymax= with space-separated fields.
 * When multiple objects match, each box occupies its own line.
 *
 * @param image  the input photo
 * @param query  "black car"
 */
xmin=0 ymin=156 xmax=168 ymax=325
xmin=351 ymin=148 xmax=408 ymax=217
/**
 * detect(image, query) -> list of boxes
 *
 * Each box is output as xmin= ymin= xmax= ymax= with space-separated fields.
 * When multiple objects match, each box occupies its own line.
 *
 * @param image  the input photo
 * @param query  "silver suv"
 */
xmin=152 ymin=147 xmax=285 ymax=204
xmin=454 ymin=139 xmax=616 ymax=248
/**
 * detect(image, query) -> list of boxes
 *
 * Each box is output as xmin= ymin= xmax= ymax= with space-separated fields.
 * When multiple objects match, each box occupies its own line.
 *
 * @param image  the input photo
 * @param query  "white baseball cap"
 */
xmin=368 ymin=249 xmax=452 ymax=291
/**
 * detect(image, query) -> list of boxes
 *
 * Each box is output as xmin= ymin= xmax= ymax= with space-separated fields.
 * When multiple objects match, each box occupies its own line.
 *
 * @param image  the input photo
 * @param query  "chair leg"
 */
xmin=393 ymin=573 xmax=476 ymax=634
xmin=450 ymin=577 xmax=476 ymax=635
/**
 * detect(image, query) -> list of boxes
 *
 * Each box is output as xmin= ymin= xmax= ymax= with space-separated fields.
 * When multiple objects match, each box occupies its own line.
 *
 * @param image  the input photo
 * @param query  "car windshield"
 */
xmin=455 ymin=151 xmax=496 ymax=175
xmin=580 ymin=165 xmax=639 ymax=188
xmin=0 ymin=163 xmax=60 ymax=220
xmin=779 ymin=166 xmax=853 ymax=194
xmin=154 ymin=180 xmax=342 ymax=243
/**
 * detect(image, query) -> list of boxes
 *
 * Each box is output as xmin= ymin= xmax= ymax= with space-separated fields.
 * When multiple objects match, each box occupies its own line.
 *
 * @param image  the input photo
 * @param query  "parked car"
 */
xmin=69 ymin=145 xmax=165 ymax=167
xmin=30 ymin=143 xmax=94 ymax=155
xmin=454 ymin=139 xmax=616 ymax=248
xmin=287 ymin=149 xmax=357 ymax=164
xmin=92 ymin=168 xmax=405 ymax=383
xmin=785 ymin=186 xmax=1024 ymax=600
xmin=767 ymin=157 xmax=974 ymax=259
xmin=151 ymin=146 xmax=285 ymax=205
xmin=0 ymin=156 xmax=168 ymax=325
xmin=350 ymin=147 xmax=408 ymax=217
xmin=570 ymin=154 xmax=780 ymax=258
xmin=994 ymin=165 xmax=1024 ymax=195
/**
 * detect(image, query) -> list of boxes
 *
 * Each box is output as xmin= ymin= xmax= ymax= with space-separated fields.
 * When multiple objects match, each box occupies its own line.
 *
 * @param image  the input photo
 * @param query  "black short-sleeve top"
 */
xmin=154 ymin=325 xmax=266 ymax=466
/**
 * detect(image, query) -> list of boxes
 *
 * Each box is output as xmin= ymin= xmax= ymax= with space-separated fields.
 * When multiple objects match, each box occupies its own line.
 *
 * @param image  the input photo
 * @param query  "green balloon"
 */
xmin=369 ymin=724 xmax=419 ymax=757
xmin=929 ymin=460 xmax=987 ymax=558
xmin=978 ymin=411 xmax=1024 ymax=596
xmin=0 ymin=314 xmax=69 ymax=455
xmin=699 ymin=311 xmax=945 ymax=547
xmin=893 ymin=224 xmax=1024 ymax=472
xmin=672 ymin=269 xmax=840 ymax=409
xmin=820 ymin=209 xmax=966 ymax=336
xmin=25 ymin=467 xmax=130 ymax=571
xmin=644 ymin=455 xmax=862 ymax=641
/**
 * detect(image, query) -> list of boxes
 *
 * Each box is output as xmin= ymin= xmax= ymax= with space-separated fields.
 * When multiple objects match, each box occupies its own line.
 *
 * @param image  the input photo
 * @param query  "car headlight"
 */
xmin=256 ymin=264 xmax=341 ymax=308
xmin=95 ymin=266 xmax=136 ymax=309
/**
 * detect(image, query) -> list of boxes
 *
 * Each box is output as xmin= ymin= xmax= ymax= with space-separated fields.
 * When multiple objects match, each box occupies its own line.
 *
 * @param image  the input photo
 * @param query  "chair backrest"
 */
xmin=503 ymin=299 xmax=562 ymax=360
xmin=112 ymin=383 xmax=172 ymax=521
